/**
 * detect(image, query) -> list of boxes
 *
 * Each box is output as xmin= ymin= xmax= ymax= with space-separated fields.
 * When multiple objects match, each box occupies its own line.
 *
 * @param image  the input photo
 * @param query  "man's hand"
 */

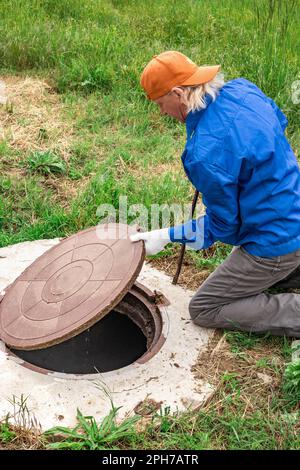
xmin=130 ymin=228 xmax=170 ymax=255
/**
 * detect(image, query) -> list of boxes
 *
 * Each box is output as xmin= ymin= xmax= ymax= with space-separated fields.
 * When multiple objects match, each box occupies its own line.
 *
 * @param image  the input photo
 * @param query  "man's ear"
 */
xmin=171 ymin=86 xmax=184 ymax=97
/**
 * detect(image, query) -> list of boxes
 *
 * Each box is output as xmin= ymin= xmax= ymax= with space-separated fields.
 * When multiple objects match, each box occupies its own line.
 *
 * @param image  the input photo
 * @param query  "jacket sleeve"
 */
xmin=169 ymin=162 xmax=241 ymax=249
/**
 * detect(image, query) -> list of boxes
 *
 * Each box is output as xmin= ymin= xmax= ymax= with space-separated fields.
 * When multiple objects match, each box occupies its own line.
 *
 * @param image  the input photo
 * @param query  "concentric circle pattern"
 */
xmin=0 ymin=224 xmax=144 ymax=350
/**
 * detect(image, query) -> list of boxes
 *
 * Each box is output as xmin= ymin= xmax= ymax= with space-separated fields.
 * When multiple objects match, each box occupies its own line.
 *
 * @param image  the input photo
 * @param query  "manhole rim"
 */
xmin=3 ymin=283 xmax=170 ymax=380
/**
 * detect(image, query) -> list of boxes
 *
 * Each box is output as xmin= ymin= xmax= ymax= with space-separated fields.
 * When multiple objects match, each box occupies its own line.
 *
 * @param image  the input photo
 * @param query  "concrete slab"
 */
xmin=0 ymin=239 xmax=214 ymax=430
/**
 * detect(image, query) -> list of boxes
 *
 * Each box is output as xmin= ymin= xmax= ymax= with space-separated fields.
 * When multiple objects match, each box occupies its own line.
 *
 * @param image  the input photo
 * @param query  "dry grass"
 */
xmin=0 ymin=76 xmax=92 ymax=208
xmin=192 ymin=330 xmax=284 ymax=412
xmin=0 ymin=76 xmax=74 ymax=157
xmin=128 ymin=159 xmax=184 ymax=179
xmin=0 ymin=394 xmax=45 ymax=450
xmin=42 ymin=174 xmax=91 ymax=209
xmin=0 ymin=426 xmax=45 ymax=450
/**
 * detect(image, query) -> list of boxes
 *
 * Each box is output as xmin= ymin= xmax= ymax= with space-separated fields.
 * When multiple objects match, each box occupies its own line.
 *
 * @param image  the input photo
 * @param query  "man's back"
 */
xmin=181 ymin=78 xmax=300 ymax=257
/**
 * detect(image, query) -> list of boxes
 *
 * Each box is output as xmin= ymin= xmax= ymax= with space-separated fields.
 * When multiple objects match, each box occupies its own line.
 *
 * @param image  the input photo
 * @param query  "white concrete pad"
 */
xmin=0 ymin=239 xmax=214 ymax=430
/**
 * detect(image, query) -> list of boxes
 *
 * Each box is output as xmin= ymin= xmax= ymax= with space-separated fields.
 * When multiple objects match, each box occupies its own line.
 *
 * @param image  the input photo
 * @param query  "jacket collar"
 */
xmin=185 ymin=94 xmax=213 ymax=138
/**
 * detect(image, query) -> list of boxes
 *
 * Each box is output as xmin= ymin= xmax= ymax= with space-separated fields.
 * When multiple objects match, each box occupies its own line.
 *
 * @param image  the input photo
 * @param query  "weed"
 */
xmin=45 ymin=407 xmax=140 ymax=450
xmin=25 ymin=151 xmax=66 ymax=175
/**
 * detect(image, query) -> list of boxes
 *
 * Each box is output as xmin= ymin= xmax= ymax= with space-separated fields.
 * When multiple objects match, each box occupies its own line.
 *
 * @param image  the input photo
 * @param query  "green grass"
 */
xmin=0 ymin=421 xmax=16 ymax=444
xmin=0 ymin=0 xmax=299 ymax=248
xmin=189 ymin=244 xmax=233 ymax=271
xmin=0 ymin=0 xmax=300 ymax=450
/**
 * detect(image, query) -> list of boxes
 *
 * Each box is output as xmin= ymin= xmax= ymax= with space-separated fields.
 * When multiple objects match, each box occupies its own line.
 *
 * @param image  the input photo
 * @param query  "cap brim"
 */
xmin=181 ymin=65 xmax=221 ymax=86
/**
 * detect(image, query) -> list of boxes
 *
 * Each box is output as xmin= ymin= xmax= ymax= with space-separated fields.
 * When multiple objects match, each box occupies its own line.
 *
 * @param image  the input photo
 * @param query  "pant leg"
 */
xmin=189 ymin=246 xmax=300 ymax=337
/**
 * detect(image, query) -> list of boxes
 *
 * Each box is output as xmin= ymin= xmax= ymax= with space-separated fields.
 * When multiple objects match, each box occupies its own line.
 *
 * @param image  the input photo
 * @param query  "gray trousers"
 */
xmin=189 ymin=245 xmax=300 ymax=337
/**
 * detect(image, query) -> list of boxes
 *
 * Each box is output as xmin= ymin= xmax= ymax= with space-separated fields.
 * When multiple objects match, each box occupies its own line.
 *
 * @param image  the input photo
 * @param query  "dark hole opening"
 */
xmin=11 ymin=311 xmax=148 ymax=374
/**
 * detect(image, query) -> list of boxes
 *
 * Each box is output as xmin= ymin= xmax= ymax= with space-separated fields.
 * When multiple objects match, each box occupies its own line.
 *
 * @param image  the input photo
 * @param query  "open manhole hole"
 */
xmin=0 ymin=224 xmax=168 ymax=376
xmin=9 ymin=283 xmax=166 ymax=374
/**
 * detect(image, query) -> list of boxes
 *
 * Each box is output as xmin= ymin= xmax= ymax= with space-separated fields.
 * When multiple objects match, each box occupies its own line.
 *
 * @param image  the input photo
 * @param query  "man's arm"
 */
xmin=169 ymin=162 xmax=241 ymax=250
xmin=131 ymin=162 xmax=241 ymax=254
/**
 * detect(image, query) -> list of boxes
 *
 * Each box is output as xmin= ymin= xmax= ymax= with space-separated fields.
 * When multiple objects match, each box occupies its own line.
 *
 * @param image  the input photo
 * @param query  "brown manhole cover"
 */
xmin=0 ymin=224 xmax=168 ymax=375
xmin=0 ymin=223 xmax=145 ymax=350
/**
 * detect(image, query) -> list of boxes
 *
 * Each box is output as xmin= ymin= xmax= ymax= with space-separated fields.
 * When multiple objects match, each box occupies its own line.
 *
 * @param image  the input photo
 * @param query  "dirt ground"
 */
xmin=149 ymin=246 xmax=212 ymax=291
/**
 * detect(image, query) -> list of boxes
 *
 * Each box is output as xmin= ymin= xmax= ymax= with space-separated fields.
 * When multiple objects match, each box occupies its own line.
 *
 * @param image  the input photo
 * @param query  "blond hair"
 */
xmin=180 ymin=72 xmax=225 ymax=113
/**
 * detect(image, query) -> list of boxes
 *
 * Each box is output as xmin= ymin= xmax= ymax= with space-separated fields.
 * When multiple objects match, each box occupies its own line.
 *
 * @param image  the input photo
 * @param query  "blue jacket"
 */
xmin=169 ymin=78 xmax=300 ymax=257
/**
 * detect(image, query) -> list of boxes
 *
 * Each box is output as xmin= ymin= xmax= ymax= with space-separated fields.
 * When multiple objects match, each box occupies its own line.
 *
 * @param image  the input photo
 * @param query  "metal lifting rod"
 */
xmin=172 ymin=189 xmax=199 ymax=285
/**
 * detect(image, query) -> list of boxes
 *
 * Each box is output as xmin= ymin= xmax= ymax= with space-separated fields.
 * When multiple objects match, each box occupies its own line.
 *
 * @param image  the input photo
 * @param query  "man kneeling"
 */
xmin=131 ymin=51 xmax=300 ymax=338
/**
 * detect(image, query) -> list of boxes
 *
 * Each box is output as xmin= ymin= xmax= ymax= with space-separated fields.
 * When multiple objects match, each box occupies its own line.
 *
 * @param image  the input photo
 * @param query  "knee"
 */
xmin=189 ymin=296 xmax=215 ymax=328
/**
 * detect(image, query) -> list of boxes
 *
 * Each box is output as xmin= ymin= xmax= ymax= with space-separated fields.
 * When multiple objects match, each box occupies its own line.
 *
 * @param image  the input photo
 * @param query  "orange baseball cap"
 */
xmin=141 ymin=51 xmax=221 ymax=100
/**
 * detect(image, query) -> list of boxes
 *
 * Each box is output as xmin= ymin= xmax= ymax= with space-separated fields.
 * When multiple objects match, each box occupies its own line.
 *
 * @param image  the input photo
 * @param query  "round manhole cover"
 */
xmin=0 ymin=224 xmax=145 ymax=350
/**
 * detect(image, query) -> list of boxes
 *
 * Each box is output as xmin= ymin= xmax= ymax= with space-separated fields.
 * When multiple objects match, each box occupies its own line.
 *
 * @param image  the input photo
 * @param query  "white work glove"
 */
xmin=130 ymin=228 xmax=170 ymax=255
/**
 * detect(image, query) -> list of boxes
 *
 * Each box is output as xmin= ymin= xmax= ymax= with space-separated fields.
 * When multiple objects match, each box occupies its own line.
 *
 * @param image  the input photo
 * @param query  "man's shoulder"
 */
xmin=190 ymin=77 xmax=270 ymax=149
xmin=223 ymin=77 xmax=263 ymax=94
xmin=220 ymin=78 xmax=269 ymax=110
xmin=191 ymin=78 xmax=256 ymax=141
xmin=210 ymin=77 xmax=270 ymax=131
